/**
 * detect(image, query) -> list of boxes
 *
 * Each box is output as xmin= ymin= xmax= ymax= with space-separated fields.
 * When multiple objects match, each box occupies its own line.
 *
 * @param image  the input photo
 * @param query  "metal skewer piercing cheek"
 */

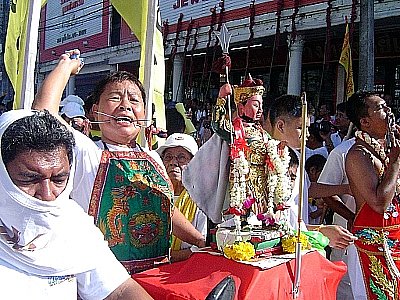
xmin=91 ymin=111 xmax=114 ymax=124
xmin=94 ymin=111 xmax=118 ymax=120
xmin=386 ymin=114 xmax=396 ymax=151
xmin=94 ymin=111 xmax=151 ymax=127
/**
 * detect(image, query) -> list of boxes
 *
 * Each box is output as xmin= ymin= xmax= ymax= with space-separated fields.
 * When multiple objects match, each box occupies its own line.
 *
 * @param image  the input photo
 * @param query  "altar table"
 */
xmin=133 ymin=251 xmax=346 ymax=300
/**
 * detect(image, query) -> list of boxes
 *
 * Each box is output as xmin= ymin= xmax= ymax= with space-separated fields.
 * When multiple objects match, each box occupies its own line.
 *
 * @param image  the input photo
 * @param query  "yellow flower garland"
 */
xmin=281 ymin=233 xmax=311 ymax=253
xmin=223 ymin=241 xmax=255 ymax=261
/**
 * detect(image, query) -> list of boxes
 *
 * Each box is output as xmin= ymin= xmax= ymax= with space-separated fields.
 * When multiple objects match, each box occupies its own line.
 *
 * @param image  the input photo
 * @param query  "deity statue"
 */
xmin=211 ymin=75 xmax=291 ymax=224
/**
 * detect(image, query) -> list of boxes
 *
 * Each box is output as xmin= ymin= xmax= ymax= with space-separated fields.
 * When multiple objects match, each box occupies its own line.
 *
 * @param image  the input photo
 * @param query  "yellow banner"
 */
xmin=339 ymin=22 xmax=354 ymax=99
xmin=110 ymin=0 xmax=166 ymax=140
xmin=4 ymin=0 xmax=47 ymax=109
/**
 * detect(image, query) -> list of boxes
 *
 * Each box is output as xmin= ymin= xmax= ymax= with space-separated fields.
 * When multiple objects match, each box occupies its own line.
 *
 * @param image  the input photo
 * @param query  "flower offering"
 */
xmin=223 ymin=241 xmax=256 ymax=261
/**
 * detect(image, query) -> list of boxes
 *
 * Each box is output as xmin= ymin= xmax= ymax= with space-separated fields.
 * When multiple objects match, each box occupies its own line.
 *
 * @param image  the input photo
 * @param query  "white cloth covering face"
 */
xmin=0 ymin=110 xmax=112 ymax=277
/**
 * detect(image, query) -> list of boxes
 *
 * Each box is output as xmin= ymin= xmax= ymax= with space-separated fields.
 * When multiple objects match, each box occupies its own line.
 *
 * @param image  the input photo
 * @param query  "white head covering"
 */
xmin=60 ymin=95 xmax=86 ymax=119
xmin=61 ymin=101 xmax=86 ymax=119
xmin=0 ymin=110 xmax=106 ymax=276
xmin=156 ymin=133 xmax=198 ymax=157
xmin=60 ymin=94 xmax=84 ymax=107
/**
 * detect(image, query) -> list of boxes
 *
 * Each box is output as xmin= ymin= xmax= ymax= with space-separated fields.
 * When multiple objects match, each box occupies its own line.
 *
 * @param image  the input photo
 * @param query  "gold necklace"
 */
xmin=355 ymin=130 xmax=388 ymax=166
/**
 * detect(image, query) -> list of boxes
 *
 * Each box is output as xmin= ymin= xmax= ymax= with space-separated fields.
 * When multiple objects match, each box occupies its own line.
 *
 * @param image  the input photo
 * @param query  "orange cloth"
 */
xmin=352 ymin=200 xmax=400 ymax=300
xmin=133 ymin=251 xmax=346 ymax=299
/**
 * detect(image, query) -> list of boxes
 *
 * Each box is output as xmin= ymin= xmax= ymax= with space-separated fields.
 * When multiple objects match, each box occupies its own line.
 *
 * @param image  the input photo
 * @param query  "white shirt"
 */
xmin=286 ymin=149 xmax=310 ymax=230
xmin=305 ymin=146 xmax=329 ymax=160
xmin=0 ymin=244 xmax=129 ymax=300
xmin=317 ymin=138 xmax=356 ymax=227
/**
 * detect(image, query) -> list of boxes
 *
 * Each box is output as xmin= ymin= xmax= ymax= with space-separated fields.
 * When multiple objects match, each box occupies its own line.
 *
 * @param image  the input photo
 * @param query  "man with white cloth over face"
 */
xmin=0 ymin=110 xmax=152 ymax=300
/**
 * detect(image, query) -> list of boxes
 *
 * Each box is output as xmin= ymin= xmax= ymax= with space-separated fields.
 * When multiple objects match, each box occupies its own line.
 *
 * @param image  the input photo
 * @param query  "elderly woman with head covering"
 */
xmin=157 ymin=133 xmax=207 ymax=261
xmin=60 ymin=94 xmax=91 ymax=135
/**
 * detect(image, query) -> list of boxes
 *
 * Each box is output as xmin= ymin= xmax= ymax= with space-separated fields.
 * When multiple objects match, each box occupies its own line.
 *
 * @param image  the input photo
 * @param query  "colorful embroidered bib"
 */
xmin=88 ymin=150 xmax=173 ymax=274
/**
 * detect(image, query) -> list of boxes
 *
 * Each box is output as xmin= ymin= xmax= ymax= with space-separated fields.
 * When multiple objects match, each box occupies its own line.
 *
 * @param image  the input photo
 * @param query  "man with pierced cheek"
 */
xmin=33 ymin=50 xmax=206 ymax=274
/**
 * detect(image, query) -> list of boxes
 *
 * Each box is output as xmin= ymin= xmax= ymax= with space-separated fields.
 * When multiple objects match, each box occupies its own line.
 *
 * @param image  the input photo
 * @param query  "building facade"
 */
xmin=36 ymin=0 xmax=400 ymax=114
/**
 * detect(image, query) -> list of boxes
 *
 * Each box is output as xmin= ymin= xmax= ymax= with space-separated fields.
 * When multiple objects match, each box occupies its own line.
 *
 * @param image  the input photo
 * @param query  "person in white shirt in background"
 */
xmin=318 ymin=137 xmax=365 ymax=299
xmin=157 ymin=133 xmax=207 ymax=261
xmin=306 ymin=123 xmax=329 ymax=160
xmin=321 ymin=102 xmax=352 ymax=151
xmin=305 ymin=154 xmax=328 ymax=225
xmin=60 ymin=94 xmax=90 ymax=136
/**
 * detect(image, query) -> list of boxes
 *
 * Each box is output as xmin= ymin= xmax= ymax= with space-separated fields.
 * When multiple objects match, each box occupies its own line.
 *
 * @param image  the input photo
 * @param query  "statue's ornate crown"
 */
xmin=233 ymin=74 xmax=265 ymax=104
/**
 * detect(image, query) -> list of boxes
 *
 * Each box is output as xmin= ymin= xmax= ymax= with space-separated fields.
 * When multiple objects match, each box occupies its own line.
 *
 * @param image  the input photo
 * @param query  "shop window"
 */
xmin=110 ymin=8 xmax=121 ymax=46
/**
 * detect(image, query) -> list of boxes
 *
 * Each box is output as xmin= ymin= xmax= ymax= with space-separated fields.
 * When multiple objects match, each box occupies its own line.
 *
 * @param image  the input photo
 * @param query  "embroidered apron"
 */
xmin=88 ymin=149 xmax=173 ymax=274
xmin=352 ymin=199 xmax=400 ymax=300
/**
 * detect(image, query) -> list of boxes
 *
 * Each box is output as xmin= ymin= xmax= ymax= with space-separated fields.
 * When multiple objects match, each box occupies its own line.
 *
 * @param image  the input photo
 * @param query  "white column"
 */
xmin=336 ymin=67 xmax=346 ymax=105
xmin=287 ymin=35 xmax=304 ymax=96
xmin=172 ymin=53 xmax=184 ymax=103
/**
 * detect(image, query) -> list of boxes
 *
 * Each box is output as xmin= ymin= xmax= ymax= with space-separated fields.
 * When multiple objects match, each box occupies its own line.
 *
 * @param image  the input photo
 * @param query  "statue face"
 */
xmin=239 ymin=95 xmax=263 ymax=121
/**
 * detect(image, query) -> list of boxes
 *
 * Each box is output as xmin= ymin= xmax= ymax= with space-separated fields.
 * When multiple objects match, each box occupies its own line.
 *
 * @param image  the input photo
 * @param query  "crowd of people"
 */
xmin=0 ymin=48 xmax=399 ymax=300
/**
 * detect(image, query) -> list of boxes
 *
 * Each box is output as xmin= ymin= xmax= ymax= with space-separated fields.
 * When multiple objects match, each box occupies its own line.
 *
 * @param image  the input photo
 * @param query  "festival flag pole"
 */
xmin=141 ymin=0 xmax=158 ymax=148
xmin=214 ymin=24 xmax=233 ymax=143
xmin=293 ymin=92 xmax=307 ymax=298
xmin=4 ymin=0 xmax=44 ymax=109
xmin=339 ymin=17 xmax=354 ymax=100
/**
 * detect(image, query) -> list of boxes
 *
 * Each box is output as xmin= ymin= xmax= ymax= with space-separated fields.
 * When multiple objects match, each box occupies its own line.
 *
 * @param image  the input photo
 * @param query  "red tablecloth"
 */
xmin=133 ymin=251 xmax=346 ymax=300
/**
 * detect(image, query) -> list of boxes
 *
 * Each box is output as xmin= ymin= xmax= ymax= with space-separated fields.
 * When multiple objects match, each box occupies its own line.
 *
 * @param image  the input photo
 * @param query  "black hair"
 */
xmin=1 ymin=110 xmax=75 ymax=166
xmin=269 ymin=95 xmax=303 ymax=127
xmin=305 ymin=154 xmax=327 ymax=174
xmin=92 ymin=71 xmax=146 ymax=105
xmin=308 ymin=123 xmax=325 ymax=143
xmin=288 ymin=147 xmax=299 ymax=168
xmin=166 ymin=108 xmax=185 ymax=136
xmin=336 ymin=102 xmax=347 ymax=113
xmin=346 ymin=90 xmax=377 ymax=129
xmin=318 ymin=102 xmax=333 ymax=114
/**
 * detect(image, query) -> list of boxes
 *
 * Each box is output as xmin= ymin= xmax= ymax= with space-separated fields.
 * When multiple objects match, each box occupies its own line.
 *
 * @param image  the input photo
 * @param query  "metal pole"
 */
xmin=358 ymin=0 xmax=374 ymax=91
xmin=293 ymin=92 xmax=307 ymax=298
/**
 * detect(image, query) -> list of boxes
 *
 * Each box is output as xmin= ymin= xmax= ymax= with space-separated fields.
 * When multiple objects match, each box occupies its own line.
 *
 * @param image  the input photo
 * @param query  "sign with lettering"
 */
xmin=160 ymin=0 xmax=274 ymax=25
xmin=44 ymin=0 xmax=103 ymax=49
xmin=160 ymin=0 xmax=221 ymax=24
